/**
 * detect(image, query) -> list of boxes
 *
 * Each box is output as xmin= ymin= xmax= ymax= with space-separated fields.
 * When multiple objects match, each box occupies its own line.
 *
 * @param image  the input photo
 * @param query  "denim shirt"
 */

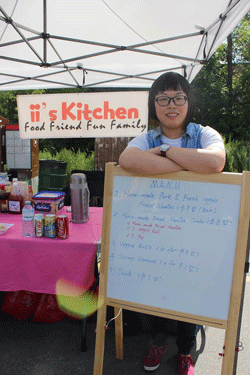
xmin=146 ymin=122 xmax=203 ymax=149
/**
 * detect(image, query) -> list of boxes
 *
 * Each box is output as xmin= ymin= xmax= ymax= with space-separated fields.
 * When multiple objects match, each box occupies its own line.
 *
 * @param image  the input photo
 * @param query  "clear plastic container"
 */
xmin=22 ymin=201 xmax=35 ymax=237
xmin=11 ymin=180 xmax=19 ymax=195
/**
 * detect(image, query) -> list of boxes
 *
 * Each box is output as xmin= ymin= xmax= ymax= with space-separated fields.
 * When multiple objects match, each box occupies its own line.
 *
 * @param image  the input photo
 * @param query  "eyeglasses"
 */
xmin=155 ymin=95 xmax=188 ymax=107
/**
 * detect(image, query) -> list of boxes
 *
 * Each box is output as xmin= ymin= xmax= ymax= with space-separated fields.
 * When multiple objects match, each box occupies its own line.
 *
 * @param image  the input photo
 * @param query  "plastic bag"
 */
xmin=1 ymin=291 xmax=41 ymax=320
xmin=32 ymin=293 xmax=66 ymax=323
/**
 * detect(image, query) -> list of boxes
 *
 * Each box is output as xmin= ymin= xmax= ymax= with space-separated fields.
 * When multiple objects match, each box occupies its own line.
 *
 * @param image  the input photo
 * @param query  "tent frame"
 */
xmin=0 ymin=0 xmax=241 ymax=88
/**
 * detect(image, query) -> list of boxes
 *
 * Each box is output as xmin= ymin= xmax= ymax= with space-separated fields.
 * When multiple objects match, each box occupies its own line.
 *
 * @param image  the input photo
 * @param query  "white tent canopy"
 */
xmin=0 ymin=0 xmax=249 ymax=90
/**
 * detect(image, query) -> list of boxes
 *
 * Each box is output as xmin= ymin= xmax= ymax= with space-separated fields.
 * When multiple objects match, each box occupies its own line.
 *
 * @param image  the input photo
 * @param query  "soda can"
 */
xmin=44 ymin=214 xmax=57 ymax=238
xmin=34 ymin=214 xmax=44 ymax=237
xmin=56 ymin=215 xmax=69 ymax=239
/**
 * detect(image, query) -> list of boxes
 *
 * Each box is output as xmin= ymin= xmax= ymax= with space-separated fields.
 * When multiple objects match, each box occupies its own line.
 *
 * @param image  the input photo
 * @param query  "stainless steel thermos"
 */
xmin=70 ymin=173 xmax=90 ymax=223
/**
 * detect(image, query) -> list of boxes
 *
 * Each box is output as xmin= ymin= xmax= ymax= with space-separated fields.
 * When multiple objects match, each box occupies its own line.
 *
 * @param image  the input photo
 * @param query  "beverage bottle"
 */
xmin=19 ymin=181 xmax=29 ymax=206
xmin=27 ymin=184 xmax=34 ymax=204
xmin=4 ymin=181 xmax=12 ymax=197
xmin=8 ymin=181 xmax=23 ymax=214
xmin=12 ymin=177 xmax=18 ymax=185
xmin=22 ymin=201 xmax=35 ymax=237
xmin=0 ymin=184 xmax=9 ymax=213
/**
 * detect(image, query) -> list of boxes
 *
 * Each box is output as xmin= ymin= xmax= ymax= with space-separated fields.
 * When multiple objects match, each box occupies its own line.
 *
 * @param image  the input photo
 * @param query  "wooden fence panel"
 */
xmin=94 ymin=137 xmax=132 ymax=171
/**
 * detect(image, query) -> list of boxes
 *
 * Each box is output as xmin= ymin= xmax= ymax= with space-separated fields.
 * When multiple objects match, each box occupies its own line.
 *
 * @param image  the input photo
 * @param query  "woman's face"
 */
xmin=154 ymin=89 xmax=188 ymax=138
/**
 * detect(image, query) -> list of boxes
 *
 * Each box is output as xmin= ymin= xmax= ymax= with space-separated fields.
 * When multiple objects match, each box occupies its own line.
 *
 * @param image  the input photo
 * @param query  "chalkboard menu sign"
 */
xmin=94 ymin=164 xmax=250 ymax=375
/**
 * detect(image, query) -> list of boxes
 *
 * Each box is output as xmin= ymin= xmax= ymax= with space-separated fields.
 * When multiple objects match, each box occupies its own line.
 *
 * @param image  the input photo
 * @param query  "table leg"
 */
xmin=81 ymin=318 xmax=87 ymax=352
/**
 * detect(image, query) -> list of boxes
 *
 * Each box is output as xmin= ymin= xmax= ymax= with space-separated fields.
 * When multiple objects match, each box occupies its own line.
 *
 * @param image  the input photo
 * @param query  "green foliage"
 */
xmin=192 ymin=54 xmax=228 ymax=136
xmin=38 ymin=140 xmax=249 ymax=177
xmin=39 ymin=138 xmax=95 ymax=155
xmin=233 ymin=12 xmax=250 ymax=62
xmin=0 ymin=89 xmax=45 ymax=123
xmin=224 ymin=139 xmax=249 ymax=172
xmin=39 ymin=148 xmax=94 ymax=184
xmin=192 ymin=12 xmax=250 ymax=142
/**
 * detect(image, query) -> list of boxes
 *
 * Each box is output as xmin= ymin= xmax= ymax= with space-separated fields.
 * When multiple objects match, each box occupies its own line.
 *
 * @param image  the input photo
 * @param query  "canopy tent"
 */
xmin=0 ymin=0 xmax=249 ymax=91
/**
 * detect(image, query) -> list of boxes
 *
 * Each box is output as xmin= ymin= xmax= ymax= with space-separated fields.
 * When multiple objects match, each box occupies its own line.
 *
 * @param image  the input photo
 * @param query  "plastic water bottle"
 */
xmin=22 ymin=201 xmax=35 ymax=237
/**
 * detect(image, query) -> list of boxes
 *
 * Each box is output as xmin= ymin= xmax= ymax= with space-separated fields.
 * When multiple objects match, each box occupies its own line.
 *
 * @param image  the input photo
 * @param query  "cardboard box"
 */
xmin=32 ymin=191 xmax=65 ymax=214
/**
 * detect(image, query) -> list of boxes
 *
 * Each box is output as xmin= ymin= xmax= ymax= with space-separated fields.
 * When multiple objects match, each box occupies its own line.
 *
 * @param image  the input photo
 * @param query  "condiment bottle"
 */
xmin=0 ymin=184 xmax=9 ymax=213
xmin=18 ymin=181 xmax=29 ymax=207
xmin=3 ymin=181 xmax=12 ymax=197
xmin=28 ymin=184 xmax=34 ymax=202
xmin=8 ymin=181 xmax=22 ymax=214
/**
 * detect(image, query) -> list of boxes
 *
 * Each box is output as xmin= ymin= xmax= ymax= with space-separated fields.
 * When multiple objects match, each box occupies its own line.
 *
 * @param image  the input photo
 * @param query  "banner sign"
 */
xmin=17 ymin=91 xmax=149 ymax=139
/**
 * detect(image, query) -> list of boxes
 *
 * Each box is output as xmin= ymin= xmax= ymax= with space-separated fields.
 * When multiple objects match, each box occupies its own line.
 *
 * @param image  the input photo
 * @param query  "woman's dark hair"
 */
xmin=148 ymin=71 xmax=195 ymax=128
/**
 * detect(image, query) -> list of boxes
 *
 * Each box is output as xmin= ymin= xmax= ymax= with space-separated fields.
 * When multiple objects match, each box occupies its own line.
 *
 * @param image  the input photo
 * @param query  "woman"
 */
xmin=119 ymin=72 xmax=226 ymax=375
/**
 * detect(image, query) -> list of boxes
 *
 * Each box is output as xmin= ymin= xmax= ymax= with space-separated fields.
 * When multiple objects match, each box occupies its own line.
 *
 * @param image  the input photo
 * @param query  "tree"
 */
xmin=192 ymin=12 xmax=250 ymax=141
xmin=231 ymin=12 xmax=250 ymax=140
xmin=192 ymin=53 xmax=228 ymax=136
xmin=0 ymin=89 xmax=45 ymax=123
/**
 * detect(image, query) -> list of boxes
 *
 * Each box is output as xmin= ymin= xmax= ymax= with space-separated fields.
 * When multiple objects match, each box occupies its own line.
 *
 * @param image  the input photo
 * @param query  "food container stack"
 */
xmin=32 ymin=191 xmax=65 ymax=214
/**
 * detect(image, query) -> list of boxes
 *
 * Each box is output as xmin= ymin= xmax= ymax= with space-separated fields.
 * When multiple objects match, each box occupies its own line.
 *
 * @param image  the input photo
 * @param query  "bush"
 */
xmin=224 ymin=139 xmax=249 ymax=172
xmin=39 ymin=139 xmax=249 ymax=176
xmin=39 ymin=148 xmax=94 ymax=184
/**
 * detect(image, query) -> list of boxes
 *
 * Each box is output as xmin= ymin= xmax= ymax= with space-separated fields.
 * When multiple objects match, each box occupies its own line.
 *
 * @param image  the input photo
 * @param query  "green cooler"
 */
xmin=38 ymin=160 xmax=67 ymax=192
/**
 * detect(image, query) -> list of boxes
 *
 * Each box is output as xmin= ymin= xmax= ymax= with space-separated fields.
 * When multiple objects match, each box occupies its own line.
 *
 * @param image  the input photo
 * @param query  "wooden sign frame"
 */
xmin=94 ymin=163 xmax=250 ymax=375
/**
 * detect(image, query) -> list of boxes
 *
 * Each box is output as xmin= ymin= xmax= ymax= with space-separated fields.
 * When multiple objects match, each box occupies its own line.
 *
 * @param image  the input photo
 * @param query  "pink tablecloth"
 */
xmin=0 ymin=207 xmax=103 ymax=294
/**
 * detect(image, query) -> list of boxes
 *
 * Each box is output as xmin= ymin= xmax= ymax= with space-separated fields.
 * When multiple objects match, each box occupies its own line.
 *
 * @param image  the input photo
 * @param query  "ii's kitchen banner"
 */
xmin=17 ymin=91 xmax=148 ymax=139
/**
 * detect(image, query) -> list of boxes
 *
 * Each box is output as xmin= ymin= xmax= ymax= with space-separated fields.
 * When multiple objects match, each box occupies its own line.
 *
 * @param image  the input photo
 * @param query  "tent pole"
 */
xmin=232 ymin=220 xmax=250 ymax=374
xmin=43 ymin=0 xmax=47 ymax=64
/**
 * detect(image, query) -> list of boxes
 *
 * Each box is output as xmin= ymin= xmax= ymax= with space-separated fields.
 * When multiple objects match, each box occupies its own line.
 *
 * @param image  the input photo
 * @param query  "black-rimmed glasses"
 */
xmin=155 ymin=95 xmax=188 ymax=107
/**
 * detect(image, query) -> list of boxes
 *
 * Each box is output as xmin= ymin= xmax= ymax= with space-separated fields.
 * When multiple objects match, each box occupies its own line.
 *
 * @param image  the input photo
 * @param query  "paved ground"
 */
xmin=101 ymin=278 xmax=250 ymax=375
xmin=0 ymin=279 xmax=249 ymax=374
